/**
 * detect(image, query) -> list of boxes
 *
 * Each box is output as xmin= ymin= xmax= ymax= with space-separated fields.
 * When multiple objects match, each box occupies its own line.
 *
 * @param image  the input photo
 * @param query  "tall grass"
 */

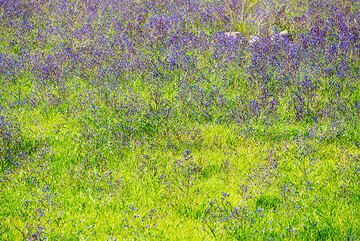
xmin=0 ymin=0 xmax=359 ymax=239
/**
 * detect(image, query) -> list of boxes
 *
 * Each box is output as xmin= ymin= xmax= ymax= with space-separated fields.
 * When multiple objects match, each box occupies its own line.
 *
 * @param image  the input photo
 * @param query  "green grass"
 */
xmin=1 ymin=64 xmax=359 ymax=239
xmin=1 ymin=84 xmax=359 ymax=239
xmin=0 ymin=0 xmax=359 ymax=239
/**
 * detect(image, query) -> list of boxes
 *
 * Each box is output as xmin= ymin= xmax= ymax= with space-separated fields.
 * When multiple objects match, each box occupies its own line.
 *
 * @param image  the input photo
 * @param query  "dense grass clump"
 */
xmin=0 ymin=0 xmax=359 ymax=239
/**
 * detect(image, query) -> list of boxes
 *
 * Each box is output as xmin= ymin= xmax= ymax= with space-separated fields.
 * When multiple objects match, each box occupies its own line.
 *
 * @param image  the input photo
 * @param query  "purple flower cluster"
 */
xmin=0 ymin=0 xmax=358 ymax=154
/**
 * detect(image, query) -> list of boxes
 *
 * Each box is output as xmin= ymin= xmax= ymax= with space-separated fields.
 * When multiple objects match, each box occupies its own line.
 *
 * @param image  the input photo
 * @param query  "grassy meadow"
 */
xmin=0 ymin=0 xmax=359 ymax=240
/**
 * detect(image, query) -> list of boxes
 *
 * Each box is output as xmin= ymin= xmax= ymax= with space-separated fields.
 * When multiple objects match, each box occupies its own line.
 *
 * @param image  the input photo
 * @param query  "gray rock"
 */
xmin=222 ymin=30 xmax=290 ymax=45
xmin=224 ymin=32 xmax=243 ymax=38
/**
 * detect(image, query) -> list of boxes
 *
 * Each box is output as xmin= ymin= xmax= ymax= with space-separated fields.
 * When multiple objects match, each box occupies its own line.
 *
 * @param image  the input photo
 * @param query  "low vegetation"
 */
xmin=0 ymin=0 xmax=359 ymax=239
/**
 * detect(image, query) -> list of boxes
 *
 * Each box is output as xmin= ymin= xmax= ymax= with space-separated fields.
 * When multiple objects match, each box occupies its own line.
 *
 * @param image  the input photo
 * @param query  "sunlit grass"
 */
xmin=1 ymin=0 xmax=359 ymax=239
